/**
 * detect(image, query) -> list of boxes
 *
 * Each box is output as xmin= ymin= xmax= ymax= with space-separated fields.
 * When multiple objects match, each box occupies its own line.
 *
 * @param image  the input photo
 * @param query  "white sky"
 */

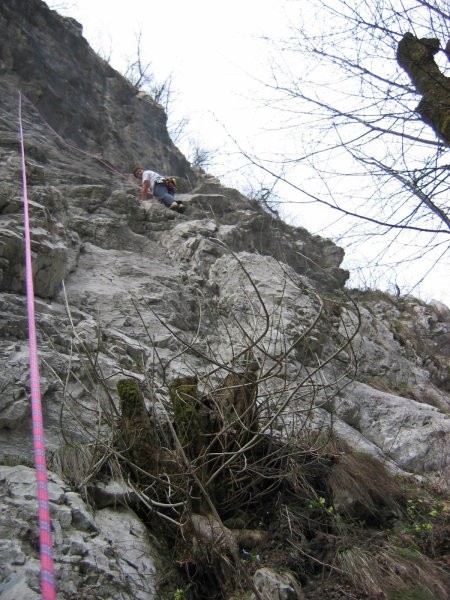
xmin=55 ymin=0 xmax=292 ymax=148
xmin=51 ymin=1 xmax=449 ymax=307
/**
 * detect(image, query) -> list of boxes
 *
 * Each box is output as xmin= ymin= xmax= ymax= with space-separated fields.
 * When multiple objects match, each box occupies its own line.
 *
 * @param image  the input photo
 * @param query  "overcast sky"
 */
xmin=51 ymin=1 xmax=449 ymax=307
xmin=54 ymin=0 xmax=291 ymax=151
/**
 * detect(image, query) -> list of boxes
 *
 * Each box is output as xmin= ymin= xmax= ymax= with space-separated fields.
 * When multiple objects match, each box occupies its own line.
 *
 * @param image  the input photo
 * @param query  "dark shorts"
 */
xmin=153 ymin=183 xmax=175 ymax=208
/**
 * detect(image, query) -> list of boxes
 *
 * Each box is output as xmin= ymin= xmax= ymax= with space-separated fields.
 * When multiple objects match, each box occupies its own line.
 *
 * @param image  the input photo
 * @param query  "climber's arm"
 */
xmin=141 ymin=179 xmax=150 ymax=201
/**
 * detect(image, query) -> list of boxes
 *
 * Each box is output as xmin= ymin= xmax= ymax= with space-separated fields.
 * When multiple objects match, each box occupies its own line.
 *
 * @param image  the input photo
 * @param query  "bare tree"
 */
xmin=47 ymin=250 xmax=449 ymax=600
xmin=397 ymin=30 xmax=450 ymax=147
xmin=47 ymin=1 xmax=75 ymax=10
xmin=124 ymin=32 xmax=172 ymax=109
xmin=48 ymin=250 xmax=367 ymax=599
xmin=243 ymin=176 xmax=282 ymax=218
xmin=252 ymin=0 xmax=450 ymax=294
xmin=123 ymin=31 xmax=189 ymax=143
xmin=187 ymin=140 xmax=216 ymax=169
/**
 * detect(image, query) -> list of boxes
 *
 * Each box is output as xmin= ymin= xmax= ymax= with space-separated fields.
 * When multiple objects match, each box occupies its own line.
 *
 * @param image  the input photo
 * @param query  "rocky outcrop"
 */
xmin=0 ymin=465 xmax=159 ymax=600
xmin=0 ymin=1 xmax=449 ymax=599
xmin=0 ymin=0 xmax=191 ymax=175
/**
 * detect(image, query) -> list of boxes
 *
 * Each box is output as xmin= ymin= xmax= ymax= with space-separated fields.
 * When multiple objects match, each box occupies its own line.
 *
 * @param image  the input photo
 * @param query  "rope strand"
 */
xmin=18 ymin=91 xmax=57 ymax=600
xmin=20 ymin=92 xmax=135 ymax=183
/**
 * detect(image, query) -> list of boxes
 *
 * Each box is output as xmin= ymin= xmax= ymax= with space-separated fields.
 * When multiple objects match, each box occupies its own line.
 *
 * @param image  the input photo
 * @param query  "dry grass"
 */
xmin=332 ymin=542 xmax=449 ymax=600
xmin=327 ymin=452 xmax=407 ymax=523
xmin=49 ymin=442 xmax=110 ymax=490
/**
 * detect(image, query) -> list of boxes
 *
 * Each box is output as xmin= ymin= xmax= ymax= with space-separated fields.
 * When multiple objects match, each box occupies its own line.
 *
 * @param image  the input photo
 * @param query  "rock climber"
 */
xmin=133 ymin=167 xmax=185 ymax=214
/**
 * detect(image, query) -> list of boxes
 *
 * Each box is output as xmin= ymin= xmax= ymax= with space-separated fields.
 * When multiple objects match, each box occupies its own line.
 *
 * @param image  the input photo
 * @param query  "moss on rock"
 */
xmin=169 ymin=376 xmax=201 ymax=452
xmin=117 ymin=378 xmax=156 ymax=475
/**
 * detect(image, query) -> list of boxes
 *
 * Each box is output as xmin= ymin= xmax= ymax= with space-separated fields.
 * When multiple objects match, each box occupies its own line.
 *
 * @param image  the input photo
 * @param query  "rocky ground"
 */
xmin=0 ymin=1 xmax=448 ymax=599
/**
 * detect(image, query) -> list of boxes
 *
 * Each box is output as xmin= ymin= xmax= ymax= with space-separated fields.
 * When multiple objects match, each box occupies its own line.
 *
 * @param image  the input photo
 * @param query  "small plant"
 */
xmin=403 ymin=499 xmax=440 ymax=533
xmin=395 ymin=380 xmax=411 ymax=398
xmin=397 ymin=496 xmax=447 ymax=552
xmin=241 ymin=549 xmax=262 ymax=564
xmin=173 ymin=588 xmax=184 ymax=600
xmin=307 ymin=496 xmax=335 ymax=515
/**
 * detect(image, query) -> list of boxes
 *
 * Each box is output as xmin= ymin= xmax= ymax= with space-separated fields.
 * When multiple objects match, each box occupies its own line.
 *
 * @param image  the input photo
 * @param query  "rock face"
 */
xmin=0 ymin=465 xmax=158 ymax=600
xmin=0 ymin=0 xmax=191 ymax=174
xmin=0 ymin=1 xmax=449 ymax=599
xmin=253 ymin=568 xmax=304 ymax=600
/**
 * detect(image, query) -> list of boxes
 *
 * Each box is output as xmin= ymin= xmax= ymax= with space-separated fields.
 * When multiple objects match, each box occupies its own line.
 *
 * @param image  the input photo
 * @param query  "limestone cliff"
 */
xmin=0 ymin=1 xmax=448 ymax=599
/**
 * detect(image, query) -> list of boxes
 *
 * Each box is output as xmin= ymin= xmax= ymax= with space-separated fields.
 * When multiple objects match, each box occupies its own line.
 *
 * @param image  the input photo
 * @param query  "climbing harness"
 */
xmin=18 ymin=91 xmax=57 ymax=600
xmin=164 ymin=177 xmax=177 ymax=192
xmin=155 ymin=176 xmax=177 ymax=192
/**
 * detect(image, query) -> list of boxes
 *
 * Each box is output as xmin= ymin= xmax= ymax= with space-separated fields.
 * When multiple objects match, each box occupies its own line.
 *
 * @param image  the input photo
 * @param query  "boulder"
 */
xmin=252 ymin=567 xmax=304 ymax=600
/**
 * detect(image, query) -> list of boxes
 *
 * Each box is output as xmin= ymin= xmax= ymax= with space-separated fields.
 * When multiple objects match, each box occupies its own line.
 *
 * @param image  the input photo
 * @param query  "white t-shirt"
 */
xmin=142 ymin=169 xmax=163 ymax=191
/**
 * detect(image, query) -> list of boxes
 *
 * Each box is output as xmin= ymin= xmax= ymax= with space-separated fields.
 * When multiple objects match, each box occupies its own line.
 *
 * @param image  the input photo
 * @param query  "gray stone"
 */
xmin=253 ymin=567 xmax=304 ymax=600
xmin=0 ymin=573 xmax=40 ymax=600
xmin=0 ymin=466 xmax=160 ymax=599
xmin=90 ymin=479 xmax=139 ymax=509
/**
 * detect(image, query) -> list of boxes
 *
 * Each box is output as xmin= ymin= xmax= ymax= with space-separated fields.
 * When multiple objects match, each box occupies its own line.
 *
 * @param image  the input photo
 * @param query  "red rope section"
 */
xmin=18 ymin=91 xmax=57 ymax=600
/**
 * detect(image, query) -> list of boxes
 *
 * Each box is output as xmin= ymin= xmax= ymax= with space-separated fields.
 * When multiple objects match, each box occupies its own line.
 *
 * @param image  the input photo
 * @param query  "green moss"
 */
xmin=169 ymin=377 xmax=201 ymax=448
xmin=117 ymin=379 xmax=143 ymax=418
xmin=117 ymin=378 xmax=156 ymax=473
xmin=168 ymin=377 xmax=198 ymax=402
xmin=438 ymin=114 xmax=450 ymax=138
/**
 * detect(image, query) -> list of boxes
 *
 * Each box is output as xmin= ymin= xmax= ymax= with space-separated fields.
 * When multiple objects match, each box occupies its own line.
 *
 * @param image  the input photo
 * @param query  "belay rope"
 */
xmin=18 ymin=91 xmax=57 ymax=600
xmin=14 ymin=90 xmax=177 ymax=598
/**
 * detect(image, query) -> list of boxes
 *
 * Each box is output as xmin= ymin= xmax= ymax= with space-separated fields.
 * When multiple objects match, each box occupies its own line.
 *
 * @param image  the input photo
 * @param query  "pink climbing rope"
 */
xmin=18 ymin=91 xmax=57 ymax=600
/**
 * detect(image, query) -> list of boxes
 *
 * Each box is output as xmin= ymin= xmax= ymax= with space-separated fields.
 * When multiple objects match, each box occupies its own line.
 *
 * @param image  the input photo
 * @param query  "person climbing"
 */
xmin=133 ymin=167 xmax=185 ymax=214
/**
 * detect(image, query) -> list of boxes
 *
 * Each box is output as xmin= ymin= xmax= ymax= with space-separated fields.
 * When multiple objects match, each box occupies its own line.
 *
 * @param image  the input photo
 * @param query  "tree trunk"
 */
xmin=397 ymin=33 xmax=450 ymax=145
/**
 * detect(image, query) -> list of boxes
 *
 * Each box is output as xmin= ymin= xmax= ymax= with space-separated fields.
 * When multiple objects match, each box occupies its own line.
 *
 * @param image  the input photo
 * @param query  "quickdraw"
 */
xmin=164 ymin=177 xmax=177 ymax=192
